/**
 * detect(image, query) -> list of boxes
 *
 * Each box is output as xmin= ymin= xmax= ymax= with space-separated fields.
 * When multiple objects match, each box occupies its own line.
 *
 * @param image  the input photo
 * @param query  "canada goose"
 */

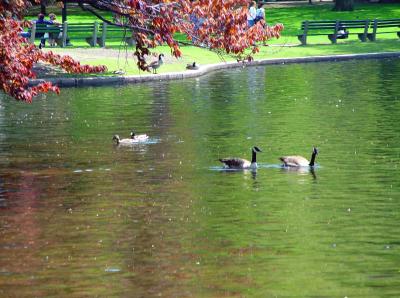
xmin=113 ymin=134 xmax=146 ymax=145
xmin=186 ymin=62 xmax=199 ymax=70
xmin=279 ymin=147 xmax=318 ymax=167
xmin=148 ymin=54 xmax=164 ymax=74
xmin=219 ymin=146 xmax=262 ymax=169
xmin=130 ymin=131 xmax=149 ymax=142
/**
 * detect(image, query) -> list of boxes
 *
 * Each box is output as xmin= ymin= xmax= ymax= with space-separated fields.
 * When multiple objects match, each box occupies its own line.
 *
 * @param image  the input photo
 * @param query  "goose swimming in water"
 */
xmin=130 ymin=131 xmax=149 ymax=142
xmin=148 ymin=54 xmax=164 ymax=74
xmin=113 ymin=134 xmax=147 ymax=145
xmin=219 ymin=146 xmax=262 ymax=169
xmin=279 ymin=147 xmax=318 ymax=167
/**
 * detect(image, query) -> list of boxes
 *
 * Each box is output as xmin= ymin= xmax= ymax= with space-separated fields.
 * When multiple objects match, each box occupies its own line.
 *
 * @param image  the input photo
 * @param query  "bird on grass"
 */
xmin=112 ymin=69 xmax=125 ymax=75
xmin=279 ymin=147 xmax=318 ymax=167
xmin=219 ymin=146 xmax=262 ymax=169
xmin=148 ymin=54 xmax=164 ymax=74
xmin=186 ymin=62 xmax=199 ymax=70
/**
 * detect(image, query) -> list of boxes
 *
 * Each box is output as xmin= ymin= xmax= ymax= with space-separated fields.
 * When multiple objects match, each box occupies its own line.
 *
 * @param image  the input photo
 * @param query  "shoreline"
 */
xmin=29 ymin=52 xmax=400 ymax=88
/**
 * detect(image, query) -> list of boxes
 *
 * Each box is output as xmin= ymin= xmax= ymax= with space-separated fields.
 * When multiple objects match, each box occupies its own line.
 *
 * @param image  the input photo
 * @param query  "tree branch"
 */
xmin=78 ymin=2 xmax=155 ymax=35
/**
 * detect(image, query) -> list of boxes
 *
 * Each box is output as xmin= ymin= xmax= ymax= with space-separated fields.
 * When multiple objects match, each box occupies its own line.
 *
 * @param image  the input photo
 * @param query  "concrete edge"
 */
xmin=29 ymin=52 xmax=400 ymax=88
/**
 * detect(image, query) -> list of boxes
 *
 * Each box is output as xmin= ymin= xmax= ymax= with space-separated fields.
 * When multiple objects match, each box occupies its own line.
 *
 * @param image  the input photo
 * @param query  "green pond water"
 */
xmin=0 ymin=58 xmax=400 ymax=297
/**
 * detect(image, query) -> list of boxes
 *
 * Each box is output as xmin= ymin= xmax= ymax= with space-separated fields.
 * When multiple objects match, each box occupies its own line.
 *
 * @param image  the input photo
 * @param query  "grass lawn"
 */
xmin=27 ymin=2 xmax=400 ymax=77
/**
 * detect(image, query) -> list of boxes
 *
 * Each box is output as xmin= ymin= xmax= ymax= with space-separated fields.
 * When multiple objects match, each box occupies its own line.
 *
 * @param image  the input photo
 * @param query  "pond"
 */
xmin=0 ymin=58 xmax=399 ymax=297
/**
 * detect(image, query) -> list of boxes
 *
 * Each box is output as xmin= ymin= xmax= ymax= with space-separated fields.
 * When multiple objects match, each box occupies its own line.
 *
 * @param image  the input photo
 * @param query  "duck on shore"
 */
xmin=186 ymin=62 xmax=199 ymax=70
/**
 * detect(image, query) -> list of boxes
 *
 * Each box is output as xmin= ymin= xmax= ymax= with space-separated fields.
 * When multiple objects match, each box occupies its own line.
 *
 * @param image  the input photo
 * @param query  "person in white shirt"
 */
xmin=255 ymin=3 xmax=265 ymax=24
xmin=247 ymin=1 xmax=257 ymax=27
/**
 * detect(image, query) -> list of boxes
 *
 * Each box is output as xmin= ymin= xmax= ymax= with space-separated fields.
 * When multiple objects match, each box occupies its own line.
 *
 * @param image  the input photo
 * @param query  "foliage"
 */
xmin=0 ymin=0 xmax=283 ymax=102
xmin=0 ymin=1 xmax=106 ymax=102
xmin=78 ymin=0 xmax=283 ymax=67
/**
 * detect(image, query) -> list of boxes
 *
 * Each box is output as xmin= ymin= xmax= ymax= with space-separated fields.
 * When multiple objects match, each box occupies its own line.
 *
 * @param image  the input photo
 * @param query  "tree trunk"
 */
xmin=62 ymin=0 xmax=67 ymax=23
xmin=40 ymin=0 xmax=47 ymax=15
xmin=333 ymin=0 xmax=354 ymax=11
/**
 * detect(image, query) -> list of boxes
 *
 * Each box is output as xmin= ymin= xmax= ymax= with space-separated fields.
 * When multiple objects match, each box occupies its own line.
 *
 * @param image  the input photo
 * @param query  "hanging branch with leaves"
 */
xmin=0 ymin=0 xmax=283 ymax=102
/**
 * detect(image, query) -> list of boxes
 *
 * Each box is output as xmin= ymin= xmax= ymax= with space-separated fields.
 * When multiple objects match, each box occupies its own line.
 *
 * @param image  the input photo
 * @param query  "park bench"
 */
xmin=97 ymin=23 xmax=135 ymax=47
xmin=298 ymin=20 xmax=370 ymax=45
xmin=29 ymin=23 xmax=62 ymax=45
xmin=28 ymin=21 xmax=99 ymax=47
xmin=366 ymin=18 xmax=400 ymax=41
xmin=66 ymin=22 xmax=99 ymax=47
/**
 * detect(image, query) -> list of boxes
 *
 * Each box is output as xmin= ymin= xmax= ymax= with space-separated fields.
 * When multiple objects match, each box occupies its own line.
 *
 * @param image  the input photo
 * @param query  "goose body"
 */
xmin=148 ymin=54 xmax=164 ymax=74
xmin=280 ymin=147 xmax=318 ymax=167
xmin=113 ymin=134 xmax=146 ymax=145
xmin=186 ymin=62 xmax=199 ymax=70
xmin=219 ymin=146 xmax=262 ymax=169
xmin=130 ymin=131 xmax=149 ymax=142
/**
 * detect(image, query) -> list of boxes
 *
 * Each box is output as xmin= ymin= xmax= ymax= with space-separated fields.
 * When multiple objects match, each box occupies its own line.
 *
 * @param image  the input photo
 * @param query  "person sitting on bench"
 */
xmin=337 ymin=25 xmax=349 ymax=39
xmin=48 ymin=13 xmax=60 ymax=46
xmin=35 ymin=13 xmax=53 ymax=47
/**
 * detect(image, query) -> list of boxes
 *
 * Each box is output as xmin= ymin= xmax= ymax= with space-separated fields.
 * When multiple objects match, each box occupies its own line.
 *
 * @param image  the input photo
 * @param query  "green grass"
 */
xmin=268 ymin=2 xmax=400 ymax=35
xmin=43 ymin=38 xmax=399 ymax=77
xmin=27 ymin=3 xmax=400 ymax=77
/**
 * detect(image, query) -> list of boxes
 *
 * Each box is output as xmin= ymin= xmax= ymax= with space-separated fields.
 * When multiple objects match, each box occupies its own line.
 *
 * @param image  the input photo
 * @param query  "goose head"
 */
xmin=112 ymin=135 xmax=120 ymax=144
xmin=186 ymin=62 xmax=199 ymax=70
xmin=130 ymin=131 xmax=136 ymax=139
xmin=309 ymin=147 xmax=318 ymax=166
xmin=158 ymin=53 xmax=164 ymax=61
xmin=250 ymin=146 xmax=262 ymax=165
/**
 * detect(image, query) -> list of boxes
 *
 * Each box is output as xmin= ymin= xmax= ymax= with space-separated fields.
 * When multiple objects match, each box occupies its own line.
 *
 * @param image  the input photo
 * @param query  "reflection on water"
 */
xmin=281 ymin=166 xmax=317 ymax=180
xmin=1 ymin=58 xmax=400 ymax=297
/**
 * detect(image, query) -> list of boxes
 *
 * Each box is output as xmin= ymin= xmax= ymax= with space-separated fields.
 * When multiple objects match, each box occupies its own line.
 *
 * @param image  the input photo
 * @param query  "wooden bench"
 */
xmin=331 ymin=20 xmax=370 ymax=43
xmin=29 ymin=23 xmax=62 ymax=45
xmin=66 ymin=22 xmax=99 ymax=47
xmin=298 ymin=20 xmax=370 ymax=45
xmin=98 ymin=23 xmax=135 ymax=47
xmin=366 ymin=18 xmax=400 ymax=41
xmin=298 ymin=20 xmax=336 ymax=45
xmin=28 ymin=21 xmax=99 ymax=47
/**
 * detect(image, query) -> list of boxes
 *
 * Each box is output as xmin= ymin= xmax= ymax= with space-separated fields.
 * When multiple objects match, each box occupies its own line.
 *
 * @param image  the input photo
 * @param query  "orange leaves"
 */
xmin=0 ymin=16 xmax=106 ymax=102
xmin=180 ymin=0 xmax=283 ymax=59
xmin=1 ymin=0 xmax=284 ymax=102
xmin=124 ymin=0 xmax=282 ymax=65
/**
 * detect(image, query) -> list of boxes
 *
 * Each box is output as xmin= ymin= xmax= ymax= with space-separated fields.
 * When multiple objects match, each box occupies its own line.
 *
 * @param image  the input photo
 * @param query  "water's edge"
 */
xmin=29 ymin=52 xmax=400 ymax=88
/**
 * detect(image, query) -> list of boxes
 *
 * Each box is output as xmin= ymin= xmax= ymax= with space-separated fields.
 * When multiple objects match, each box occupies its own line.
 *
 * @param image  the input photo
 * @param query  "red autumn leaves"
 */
xmin=1 ymin=0 xmax=283 ymax=102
